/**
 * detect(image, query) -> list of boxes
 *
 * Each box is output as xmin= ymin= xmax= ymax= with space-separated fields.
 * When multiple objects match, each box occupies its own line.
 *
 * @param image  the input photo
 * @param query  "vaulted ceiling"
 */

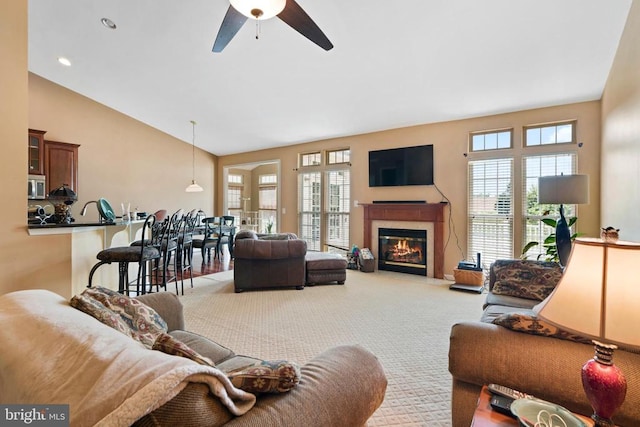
xmin=28 ymin=0 xmax=631 ymax=156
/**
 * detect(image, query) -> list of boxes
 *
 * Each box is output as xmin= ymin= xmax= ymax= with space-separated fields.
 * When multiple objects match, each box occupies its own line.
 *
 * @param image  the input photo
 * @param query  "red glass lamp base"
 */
xmin=581 ymin=341 xmax=627 ymax=427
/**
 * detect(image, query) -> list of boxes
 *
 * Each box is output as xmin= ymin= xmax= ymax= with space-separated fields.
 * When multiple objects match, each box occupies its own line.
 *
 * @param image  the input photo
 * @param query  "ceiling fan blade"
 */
xmin=277 ymin=0 xmax=333 ymax=51
xmin=212 ymin=6 xmax=248 ymax=53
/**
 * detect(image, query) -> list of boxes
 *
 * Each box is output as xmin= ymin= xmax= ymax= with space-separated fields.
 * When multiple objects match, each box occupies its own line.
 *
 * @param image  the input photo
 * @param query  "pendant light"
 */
xmin=185 ymin=120 xmax=204 ymax=193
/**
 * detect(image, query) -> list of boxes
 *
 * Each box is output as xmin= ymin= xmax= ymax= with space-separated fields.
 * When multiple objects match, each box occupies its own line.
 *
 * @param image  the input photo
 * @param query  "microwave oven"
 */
xmin=28 ymin=174 xmax=46 ymax=200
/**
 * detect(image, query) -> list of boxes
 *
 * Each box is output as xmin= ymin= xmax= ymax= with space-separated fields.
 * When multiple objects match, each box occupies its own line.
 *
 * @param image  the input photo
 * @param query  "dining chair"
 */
xmin=192 ymin=216 xmax=222 ymax=263
xmin=219 ymin=215 xmax=236 ymax=258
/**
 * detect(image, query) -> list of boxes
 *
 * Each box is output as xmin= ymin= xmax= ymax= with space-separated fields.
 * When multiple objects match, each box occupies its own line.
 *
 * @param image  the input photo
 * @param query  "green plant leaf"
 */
xmin=541 ymin=218 xmax=557 ymax=227
xmin=522 ymin=241 xmax=539 ymax=255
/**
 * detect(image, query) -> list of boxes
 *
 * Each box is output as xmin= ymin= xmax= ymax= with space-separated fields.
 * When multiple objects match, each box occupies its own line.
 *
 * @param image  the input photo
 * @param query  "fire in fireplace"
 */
xmin=378 ymin=228 xmax=427 ymax=276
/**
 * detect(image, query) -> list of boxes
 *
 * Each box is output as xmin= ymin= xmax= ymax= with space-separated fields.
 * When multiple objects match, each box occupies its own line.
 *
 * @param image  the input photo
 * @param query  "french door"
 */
xmin=298 ymin=169 xmax=350 ymax=252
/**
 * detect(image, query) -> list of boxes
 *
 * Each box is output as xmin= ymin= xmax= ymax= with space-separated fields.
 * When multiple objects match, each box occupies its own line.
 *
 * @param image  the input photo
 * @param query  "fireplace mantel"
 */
xmin=362 ymin=203 xmax=446 ymax=278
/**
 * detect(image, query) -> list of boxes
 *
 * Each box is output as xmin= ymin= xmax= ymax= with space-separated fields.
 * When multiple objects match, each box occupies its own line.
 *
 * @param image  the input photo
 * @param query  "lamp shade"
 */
xmin=538 ymin=174 xmax=589 ymax=205
xmin=230 ymin=0 xmax=286 ymax=20
xmin=185 ymin=180 xmax=204 ymax=193
xmin=535 ymin=238 xmax=640 ymax=348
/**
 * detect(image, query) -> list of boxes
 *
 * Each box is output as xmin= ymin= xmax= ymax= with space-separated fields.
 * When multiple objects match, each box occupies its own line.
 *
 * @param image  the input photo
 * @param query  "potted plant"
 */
xmin=522 ymin=216 xmax=579 ymax=263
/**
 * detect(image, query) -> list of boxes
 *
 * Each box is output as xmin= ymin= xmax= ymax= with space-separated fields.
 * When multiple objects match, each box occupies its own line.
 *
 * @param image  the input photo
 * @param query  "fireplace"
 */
xmin=378 ymin=228 xmax=427 ymax=276
xmin=362 ymin=203 xmax=445 ymax=278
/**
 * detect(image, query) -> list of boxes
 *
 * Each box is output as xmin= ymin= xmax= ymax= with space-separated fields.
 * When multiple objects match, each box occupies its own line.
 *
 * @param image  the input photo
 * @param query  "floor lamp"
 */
xmin=538 ymin=174 xmax=589 ymax=266
xmin=535 ymin=238 xmax=640 ymax=426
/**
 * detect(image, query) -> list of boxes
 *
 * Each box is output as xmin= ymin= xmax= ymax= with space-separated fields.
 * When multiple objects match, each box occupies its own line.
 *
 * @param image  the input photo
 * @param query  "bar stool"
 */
xmin=87 ymin=214 xmax=160 ymax=295
xmin=158 ymin=209 xmax=183 ymax=294
xmin=177 ymin=209 xmax=198 ymax=294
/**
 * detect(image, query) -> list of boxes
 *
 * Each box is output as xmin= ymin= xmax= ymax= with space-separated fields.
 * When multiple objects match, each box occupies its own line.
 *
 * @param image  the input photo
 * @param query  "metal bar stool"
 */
xmin=87 ymin=215 xmax=160 ymax=295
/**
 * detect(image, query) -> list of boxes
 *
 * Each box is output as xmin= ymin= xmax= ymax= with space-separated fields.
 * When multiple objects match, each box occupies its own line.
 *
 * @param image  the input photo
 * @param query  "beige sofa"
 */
xmin=448 ymin=259 xmax=640 ymax=427
xmin=0 ymin=289 xmax=387 ymax=426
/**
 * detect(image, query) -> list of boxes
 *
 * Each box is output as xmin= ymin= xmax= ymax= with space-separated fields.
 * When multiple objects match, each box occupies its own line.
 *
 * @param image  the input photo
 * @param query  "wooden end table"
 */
xmin=471 ymin=386 xmax=593 ymax=426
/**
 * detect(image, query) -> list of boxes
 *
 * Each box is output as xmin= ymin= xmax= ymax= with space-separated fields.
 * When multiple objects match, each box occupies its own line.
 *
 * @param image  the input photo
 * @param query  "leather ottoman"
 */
xmin=305 ymin=252 xmax=348 ymax=285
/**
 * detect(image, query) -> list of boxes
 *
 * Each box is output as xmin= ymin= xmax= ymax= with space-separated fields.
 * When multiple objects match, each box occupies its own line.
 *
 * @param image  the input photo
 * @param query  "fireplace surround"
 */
xmin=362 ymin=203 xmax=445 ymax=278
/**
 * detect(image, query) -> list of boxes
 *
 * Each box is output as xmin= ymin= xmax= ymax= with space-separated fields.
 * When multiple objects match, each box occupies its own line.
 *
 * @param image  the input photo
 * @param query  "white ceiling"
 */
xmin=28 ymin=0 xmax=631 ymax=156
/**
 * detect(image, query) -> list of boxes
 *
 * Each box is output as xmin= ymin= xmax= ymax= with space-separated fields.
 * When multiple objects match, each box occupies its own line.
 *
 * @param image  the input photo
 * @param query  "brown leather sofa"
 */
xmin=233 ymin=231 xmax=307 ymax=292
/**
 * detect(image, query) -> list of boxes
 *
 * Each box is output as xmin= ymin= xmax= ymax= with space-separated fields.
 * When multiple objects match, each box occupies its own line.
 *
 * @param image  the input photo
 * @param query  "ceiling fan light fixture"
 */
xmin=229 ymin=0 xmax=286 ymax=20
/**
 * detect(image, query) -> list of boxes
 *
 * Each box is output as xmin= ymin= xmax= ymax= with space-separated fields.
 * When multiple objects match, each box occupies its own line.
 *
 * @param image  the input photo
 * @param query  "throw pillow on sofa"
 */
xmin=227 ymin=360 xmax=301 ymax=394
xmin=491 ymin=259 xmax=562 ymax=301
xmin=492 ymin=310 xmax=592 ymax=344
xmin=71 ymin=287 xmax=167 ymax=347
xmin=152 ymin=333 xmax=216 ymax=366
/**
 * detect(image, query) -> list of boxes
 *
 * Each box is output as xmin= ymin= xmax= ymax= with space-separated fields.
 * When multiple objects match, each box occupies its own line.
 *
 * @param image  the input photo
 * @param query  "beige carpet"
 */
xmin=179 ymin=269 xmax=484 ymax=426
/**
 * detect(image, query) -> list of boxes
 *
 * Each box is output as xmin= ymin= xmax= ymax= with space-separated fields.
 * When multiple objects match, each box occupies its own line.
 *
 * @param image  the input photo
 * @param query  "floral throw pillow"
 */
xmin=492 ymin=311 xmax=592 ymax=344
xmin=70 ymin=293 xmax=133 ymax=338
xmin=491 ymin=260 xmax=563 ymax=301
xmin=70 ymin=286 xmax=167 ymax=348
xmin=227 ymin=360 xmax=301 ymax=394
xmin=152 ymin=333 xmax=215 ymax=367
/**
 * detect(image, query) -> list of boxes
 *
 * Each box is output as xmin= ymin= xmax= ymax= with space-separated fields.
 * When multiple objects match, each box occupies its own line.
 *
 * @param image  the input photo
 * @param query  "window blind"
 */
xmin=468 ymin=158 xmax=514 ymax=268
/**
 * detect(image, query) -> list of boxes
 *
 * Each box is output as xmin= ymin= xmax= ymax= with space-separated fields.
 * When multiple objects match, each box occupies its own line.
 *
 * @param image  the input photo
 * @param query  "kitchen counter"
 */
xmin=28 ymin=219 xmax=146 ymax=246
xmin=28 ymin=221 xmax=118 ymax=228
xmin=26 ymin=219 xmax=148 ymax=296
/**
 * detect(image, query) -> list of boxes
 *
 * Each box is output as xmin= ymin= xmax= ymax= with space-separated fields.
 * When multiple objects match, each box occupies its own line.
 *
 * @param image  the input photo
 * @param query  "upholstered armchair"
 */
xmin=233 ymin=231 xmax=307 ymax=292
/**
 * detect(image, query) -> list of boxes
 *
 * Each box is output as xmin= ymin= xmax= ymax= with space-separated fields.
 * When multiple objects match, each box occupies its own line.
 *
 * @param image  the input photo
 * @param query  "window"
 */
xmin=470 ymin=129 xmax=513 ymax=152
xmin=228 ymin=174 xmax=243 ymax=184
xmin=468 ymin=158 xmax=514 ymax=268
xmin=325 ymin=169 xmax=350 ymax=251
xmin=327 ymin=149 xmax=350 ymax=165
xmin=300 ymin=152 xmax=321 ymax=167
xmin=258 ymin=179 xmax=278 ymax=233
xmin=297 ymin=152 xmax=351 ymax=253
xmin=522 ymin=153 xmax=577 ymax=260
xmin=298 ymin=172 xmax=321 ymax=250
xmin=228 ymin=186 xmax=242 ymax=209
xmin=524 ymin=121 xmax=576 ymax=146
xmin=259 ymin=174 xmax=277 ymax=185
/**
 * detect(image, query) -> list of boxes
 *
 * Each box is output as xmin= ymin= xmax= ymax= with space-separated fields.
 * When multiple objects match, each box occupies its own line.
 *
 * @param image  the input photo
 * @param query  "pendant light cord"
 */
xmin=191 ymin=120 xmax=197 ymax=180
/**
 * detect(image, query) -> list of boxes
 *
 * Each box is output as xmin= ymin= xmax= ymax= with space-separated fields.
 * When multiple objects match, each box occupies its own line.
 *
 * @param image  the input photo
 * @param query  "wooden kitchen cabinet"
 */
xmin=28 ymin=129 xmax=46 ymax=175
xmin=44 ymin=140 xmax=79 ymax=195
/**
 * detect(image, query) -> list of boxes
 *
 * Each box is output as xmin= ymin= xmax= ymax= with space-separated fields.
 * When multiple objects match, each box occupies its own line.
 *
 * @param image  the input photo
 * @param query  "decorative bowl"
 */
xmin=510 ymin=398 xmax=587 ymax=427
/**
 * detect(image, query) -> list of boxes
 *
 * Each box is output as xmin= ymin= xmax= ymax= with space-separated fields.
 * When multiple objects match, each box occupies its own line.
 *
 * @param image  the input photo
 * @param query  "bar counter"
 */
xmin=27 ymin=220 xmax=147 ymax=296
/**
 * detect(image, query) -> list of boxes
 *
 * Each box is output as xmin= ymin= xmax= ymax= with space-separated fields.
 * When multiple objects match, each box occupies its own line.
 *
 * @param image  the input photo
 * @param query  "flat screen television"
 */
xmin=368 ymin=144 xmax=434 ymax=187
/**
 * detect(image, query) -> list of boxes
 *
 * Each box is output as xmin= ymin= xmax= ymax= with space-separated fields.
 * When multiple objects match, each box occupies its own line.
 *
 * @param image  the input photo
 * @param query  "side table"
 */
xmin=471 ymin=386 xmax=594 ymax=427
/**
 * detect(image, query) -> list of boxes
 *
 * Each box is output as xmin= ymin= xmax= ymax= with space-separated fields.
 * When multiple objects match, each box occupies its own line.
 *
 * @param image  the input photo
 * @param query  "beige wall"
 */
xmin=29 ymin=74 xmax=216 ymax=221
xmin=601 ymin=1 xmax=640 ymax=241
xmin=218 ymin=101 xmax=602 ymax=274
xmin=0 ymin=0 xmax=216 ymax=297
xmin=0 ymin=1 xmax=68 ymax=295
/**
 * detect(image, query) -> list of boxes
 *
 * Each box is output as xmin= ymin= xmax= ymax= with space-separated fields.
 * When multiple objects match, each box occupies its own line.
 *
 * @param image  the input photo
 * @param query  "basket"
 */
xmin=359 ymin=248 xmax=375 ymax=273
xmin=453 ymin=268 xmax=484 ymax=286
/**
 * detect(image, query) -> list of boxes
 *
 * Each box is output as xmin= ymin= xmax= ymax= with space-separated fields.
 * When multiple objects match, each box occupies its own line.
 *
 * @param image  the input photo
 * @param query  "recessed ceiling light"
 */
xmin=57 ymin=57 xmax=71 ymax=66
xmin=101 ymin=17 xmax=117 ymax=29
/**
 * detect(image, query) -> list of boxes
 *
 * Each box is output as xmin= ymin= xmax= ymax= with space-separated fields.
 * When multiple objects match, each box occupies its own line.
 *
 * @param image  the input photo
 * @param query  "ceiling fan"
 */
xmin=213 ymin=0 xmax=333 ymax=53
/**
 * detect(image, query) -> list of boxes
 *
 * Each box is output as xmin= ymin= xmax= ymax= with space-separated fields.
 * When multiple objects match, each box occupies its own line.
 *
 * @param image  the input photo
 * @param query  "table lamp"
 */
xmin=535 ymin=238 xmax=640 ymax=426
xmin=538 ymin=174 xmax=589 ymax=266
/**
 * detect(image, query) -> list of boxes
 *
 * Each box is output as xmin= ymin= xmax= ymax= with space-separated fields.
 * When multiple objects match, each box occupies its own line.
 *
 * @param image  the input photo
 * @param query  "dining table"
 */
xmin=193 ymin=220 xmax=237 ymax=259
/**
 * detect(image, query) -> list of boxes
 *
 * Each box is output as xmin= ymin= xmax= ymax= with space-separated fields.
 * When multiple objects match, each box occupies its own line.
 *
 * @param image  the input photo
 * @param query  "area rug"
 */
xmin=179 ymin=269 xmax=484 ymax=426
